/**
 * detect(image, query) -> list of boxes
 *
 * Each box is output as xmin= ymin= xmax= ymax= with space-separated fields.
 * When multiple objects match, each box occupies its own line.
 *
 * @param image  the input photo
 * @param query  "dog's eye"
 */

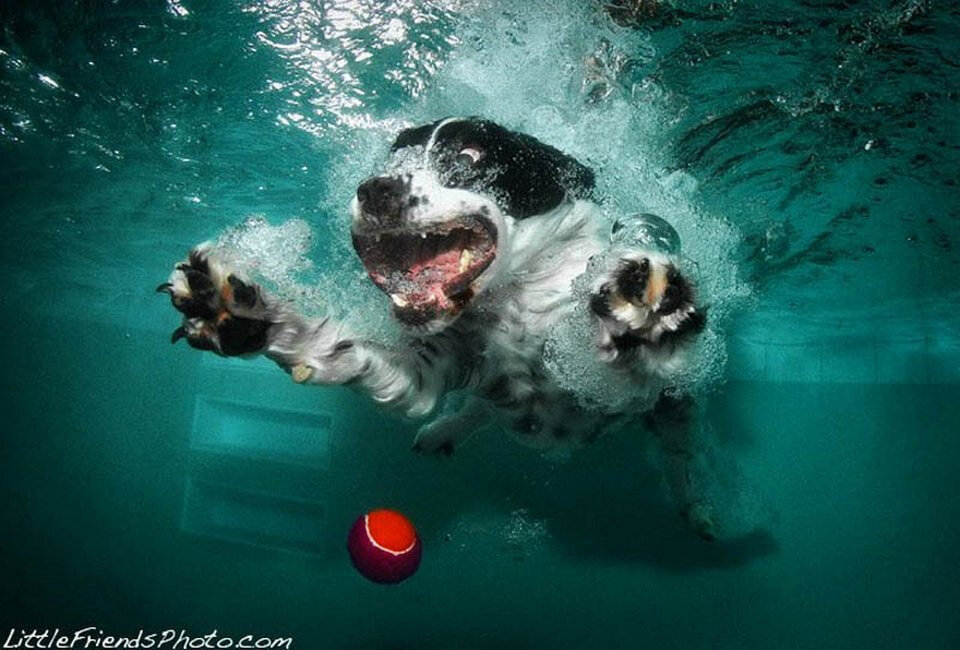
xmin=457 ymin=147 xmax=483 ymax=165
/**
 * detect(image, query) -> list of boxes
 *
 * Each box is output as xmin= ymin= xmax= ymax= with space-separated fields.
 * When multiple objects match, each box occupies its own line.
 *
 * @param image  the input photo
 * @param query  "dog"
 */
xmin=158 ymin=117 xmax=716 ymax=540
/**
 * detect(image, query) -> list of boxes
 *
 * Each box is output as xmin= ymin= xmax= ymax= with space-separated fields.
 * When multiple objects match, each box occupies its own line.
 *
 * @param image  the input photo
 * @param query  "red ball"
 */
xmin=347 ymin=509 xmax=422 ymax=584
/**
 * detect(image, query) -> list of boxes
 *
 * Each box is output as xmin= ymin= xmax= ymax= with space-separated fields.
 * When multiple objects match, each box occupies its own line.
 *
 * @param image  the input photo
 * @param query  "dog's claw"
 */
xmin=171 ymin=326 xmax=187 ymax=344
xmin=156 ymin=282 xmax=173 ymax=294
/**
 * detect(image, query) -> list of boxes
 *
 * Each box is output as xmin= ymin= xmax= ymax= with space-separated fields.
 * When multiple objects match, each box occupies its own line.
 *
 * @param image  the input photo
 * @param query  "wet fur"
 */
xmin=160 ymin=117 xmax=717 ymax=539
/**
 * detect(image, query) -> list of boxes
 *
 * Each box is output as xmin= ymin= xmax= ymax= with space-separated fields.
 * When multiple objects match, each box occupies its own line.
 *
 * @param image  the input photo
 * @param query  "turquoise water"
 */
xmin=1 ymin=0 xmax=959 ymax=647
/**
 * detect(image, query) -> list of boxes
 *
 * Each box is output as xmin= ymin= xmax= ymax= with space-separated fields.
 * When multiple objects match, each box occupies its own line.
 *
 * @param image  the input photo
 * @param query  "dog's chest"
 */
xmin=468 ymin=278 xmax=605 ymax=446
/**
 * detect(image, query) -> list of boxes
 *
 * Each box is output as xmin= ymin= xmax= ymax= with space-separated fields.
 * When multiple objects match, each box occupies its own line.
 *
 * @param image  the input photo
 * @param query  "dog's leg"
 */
xmin=412 ymin=397 xmax=491 ymax=457
xmin=158 ymin=244 xmax=443 ymax=417
xmin=648 ymin=392 xmax=717 ymax=541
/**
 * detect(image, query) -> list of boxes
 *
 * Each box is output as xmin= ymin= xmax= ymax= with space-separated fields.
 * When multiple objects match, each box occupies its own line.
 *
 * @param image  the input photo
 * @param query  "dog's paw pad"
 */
xmin=158 ymin=247 xmax=271 ymax=356
xmin=589 ymin=257 xmax=654 ymax=320
xmin=589 ymin=253 xmax=705 ymax=357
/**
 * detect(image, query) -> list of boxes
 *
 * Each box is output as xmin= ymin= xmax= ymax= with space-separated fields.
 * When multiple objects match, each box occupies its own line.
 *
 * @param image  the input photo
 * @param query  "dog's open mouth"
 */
xmin=352 ymin=216 xmax=497 ymax=326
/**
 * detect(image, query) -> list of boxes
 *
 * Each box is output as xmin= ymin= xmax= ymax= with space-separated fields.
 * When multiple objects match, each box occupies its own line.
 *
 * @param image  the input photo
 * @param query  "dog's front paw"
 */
xmin=589 ymin=253 xmax=705 ymax=358
xmin=157 ymin=245 xmax=272 ymax=356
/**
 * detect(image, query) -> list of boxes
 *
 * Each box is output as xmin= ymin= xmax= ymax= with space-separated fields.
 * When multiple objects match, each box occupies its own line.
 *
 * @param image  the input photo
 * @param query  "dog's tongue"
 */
xmin=355 ymin=222 xmax=495 ymax=321
xmin=371 ymin=248 xmax=465 ymax=309
xmin=409 ymin=249 xmax=462 ymax=282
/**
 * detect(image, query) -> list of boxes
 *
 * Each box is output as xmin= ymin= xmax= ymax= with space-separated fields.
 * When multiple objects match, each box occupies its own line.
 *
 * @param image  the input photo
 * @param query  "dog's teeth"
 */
xmin=420 ymin=232 xmax=427 ymax=239
xmin=459 ymin=249 xmax=473 ymax=273
xmin=391 ymin=294 xmax=408 ymax=307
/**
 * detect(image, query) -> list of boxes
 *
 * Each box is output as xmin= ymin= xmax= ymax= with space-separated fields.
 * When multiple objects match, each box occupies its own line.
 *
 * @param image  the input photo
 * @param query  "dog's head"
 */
xmin=351 ymin=117 xmax=594 ymax=332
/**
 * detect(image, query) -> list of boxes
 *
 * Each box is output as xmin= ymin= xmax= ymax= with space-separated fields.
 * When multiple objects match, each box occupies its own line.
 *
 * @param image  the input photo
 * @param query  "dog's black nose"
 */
xmin=356 ymin=176 xmax=405 ymax=219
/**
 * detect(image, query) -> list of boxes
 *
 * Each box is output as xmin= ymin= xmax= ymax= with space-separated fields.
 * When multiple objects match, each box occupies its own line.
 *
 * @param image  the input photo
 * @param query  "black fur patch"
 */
xmin=391 ymin=122 xmax=437 ymax=150
xmin=391 ymin=117 xmax=595 ymax=219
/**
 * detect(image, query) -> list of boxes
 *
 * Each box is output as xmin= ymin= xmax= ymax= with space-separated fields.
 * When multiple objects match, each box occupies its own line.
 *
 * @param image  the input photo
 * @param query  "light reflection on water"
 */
xmin=243 ymin=0 xmax=464 ymax=135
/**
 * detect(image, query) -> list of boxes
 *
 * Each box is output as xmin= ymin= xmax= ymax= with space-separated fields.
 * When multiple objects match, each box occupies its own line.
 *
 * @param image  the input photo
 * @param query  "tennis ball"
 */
xmin=347 ymin=509 xmax=421 ymax=584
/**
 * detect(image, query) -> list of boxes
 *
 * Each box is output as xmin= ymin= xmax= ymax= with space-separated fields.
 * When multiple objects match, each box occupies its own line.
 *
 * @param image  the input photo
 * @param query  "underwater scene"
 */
xmin=1 ymin=0 xmax=958 ymax=647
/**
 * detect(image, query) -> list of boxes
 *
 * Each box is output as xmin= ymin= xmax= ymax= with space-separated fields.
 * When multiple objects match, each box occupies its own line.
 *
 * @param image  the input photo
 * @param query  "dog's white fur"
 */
xmin=163 ymin=120 xmax=717 ymax=539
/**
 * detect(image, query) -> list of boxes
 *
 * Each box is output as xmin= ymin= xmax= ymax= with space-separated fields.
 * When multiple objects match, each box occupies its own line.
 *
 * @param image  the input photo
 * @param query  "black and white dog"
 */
xmin=159 ymin=117 xmax=715 ymax=539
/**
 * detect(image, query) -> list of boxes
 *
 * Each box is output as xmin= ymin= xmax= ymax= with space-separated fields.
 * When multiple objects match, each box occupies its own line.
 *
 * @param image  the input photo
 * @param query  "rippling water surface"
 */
xmin=1 ymin=1 xmax=958 ymax=648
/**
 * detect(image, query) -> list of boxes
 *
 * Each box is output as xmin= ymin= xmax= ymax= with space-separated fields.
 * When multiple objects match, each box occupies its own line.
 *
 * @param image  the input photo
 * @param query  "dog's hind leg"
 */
xmin=159 ymin=243 xmax=445 ymax=417
xmin=412 ymin=397 xmax=491 ymax=457
xmin=648 ymin=392 xmax=718 ymax=541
